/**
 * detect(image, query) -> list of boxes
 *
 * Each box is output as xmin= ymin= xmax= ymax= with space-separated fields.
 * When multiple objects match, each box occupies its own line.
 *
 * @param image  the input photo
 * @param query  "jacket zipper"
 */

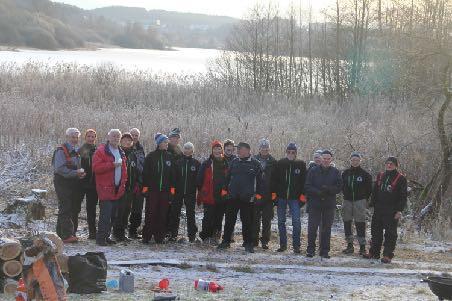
xmin=159 ymin=152 xmax=163 ymax=192
xmin=286 ymin=163 xmax=292 ymax=200
xmin=184 ymin=160 xmax=188 ymax=195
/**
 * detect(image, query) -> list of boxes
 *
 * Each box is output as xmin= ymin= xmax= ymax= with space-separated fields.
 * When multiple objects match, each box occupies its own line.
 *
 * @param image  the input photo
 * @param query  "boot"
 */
xmin=293 ymin=246 xmax=301 ymax=254
xmin=342 ymin=243 xmax=354 ymax=254
xmin=217 ymin=241 xmax=230 ymax=250
xmin=359 ymin=245 xmax=366 ymax=255
xmin=245 ymin=244 xmax=255 ymax=253
xmin=381 ymin=256 xmax=392 ymax=264
xmin=276 ymin=245 xmax=287 ymax=252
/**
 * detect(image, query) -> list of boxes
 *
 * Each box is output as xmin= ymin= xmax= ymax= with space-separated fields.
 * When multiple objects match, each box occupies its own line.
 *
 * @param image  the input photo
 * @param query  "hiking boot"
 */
xmin=217 ymin=241 xmax=230 ymax=250
xmin=188 ymin=236 xmax=196 ymax=243
xmin=342 ymin=243 xmax=354 ymax=254
xmin=306 ymin=252 xmax=314 ymax=258
xmin=96 ymin=240 xmax=108 ymax=246
xmin=129 ymin=230 xmax=142 ymax=240
xmin=293 ymin=247 xmax=301 ymax=254
xmin=276 ymin=245 xmax=287 ymax=252
xmin=88 ymin=233 xmax=96 ymax=240
xmin=363 ymin=252 xmax=379 ymax=259
xmin=168 ymin=236 xmax=177 ymax=242
xmin=321 ymin=254 xmax=331 ymax=259
xmin=359 ymin=245 xmax=366 ymax=256
xmin=106 ymin=238 xmax=117 ymax=245
xmin=63 ymin=236 xmax=78 ymax=244
xmin=245 ymin=244 xmax=255 ymax=253
xmin=262 ymin=244 xmax=269 ymax=250
xmin=381 ymin=256 xmax=392 ymax=264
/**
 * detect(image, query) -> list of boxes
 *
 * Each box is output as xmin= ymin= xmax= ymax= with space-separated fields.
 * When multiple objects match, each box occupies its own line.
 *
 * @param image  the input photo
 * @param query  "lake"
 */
xmin=0 ymin=47 xmax=223 ymax=74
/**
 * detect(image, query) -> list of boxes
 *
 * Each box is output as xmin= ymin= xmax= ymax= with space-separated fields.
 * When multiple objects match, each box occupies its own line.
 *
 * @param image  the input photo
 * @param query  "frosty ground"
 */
xmin=1 ymin=197 xmax=450 ymax=301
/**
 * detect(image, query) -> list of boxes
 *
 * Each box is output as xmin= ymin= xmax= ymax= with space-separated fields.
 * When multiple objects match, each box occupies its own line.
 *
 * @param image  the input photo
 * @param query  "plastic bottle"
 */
xmin=119 ymin=269 xmax=134 ymax=293
xmin=194 ymin=279 xmax=223 ymax=293
xmin=106 ymin=279 xmax=119 ymax=289
xmin=15 ymin=278 xmax=27 ymax=301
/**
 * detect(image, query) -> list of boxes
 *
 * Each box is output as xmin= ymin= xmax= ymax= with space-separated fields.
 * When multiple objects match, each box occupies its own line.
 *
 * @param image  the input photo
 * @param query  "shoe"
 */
xmin=168 ymin=236 xmax=177 ymax=242
xmin=115 ymin=236 xmax=131 ymax=243
xmin=242 ymin=242 xmax=246 ymax=247
xmin=293 ymin=247 xmax=301 ymax=254
xmin=142 ymin=239 xmax=150 ymax=244
xmin=245 ymin=244 xmax=255 ymax=253
xmin=96 ymin=240 xmax=108 ymax=246
xmin=381 ymin=256 xmax=392 ymax=264
xmin=129 ymin=231 xmax=142 ymax=239
xmin=88 ymin=233 xmax=96 ymax=240
xmin=188 ymin=236 xmax=196 ymax=243
xmin=359 ymin=245 xmax=366 ymax=256
xmin=106 ymin=238 xmax=117 ymax=245
xmin=306 ymin=253 xmax=314 ymax=258
xmin=217 ymin=241 xmax=230 ymax=250
xmin=276 ymin=246 xmax=287 ymax=252
xmin=342 ymin=243 xmax=354 ymax=254
xmin=321 ymin=254 xmax=331 ymax=259
xmin=262 ymin=244 xmax=269 ymax=250
xmin=363 ymin=252 xmax=380 ymax=259
xmin=63 ymin=236 xmax=78 ymax=244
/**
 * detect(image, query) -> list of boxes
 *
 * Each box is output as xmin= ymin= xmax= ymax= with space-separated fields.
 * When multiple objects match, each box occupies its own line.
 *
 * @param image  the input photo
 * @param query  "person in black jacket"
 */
xmin=168 ymin=142 xmax=200 ymax=242
xmin=141 ymin=133 xmax=176 ymax=244
xmin=271 ymin=142 xmax=307 ymax=254
xmin=128 ymin=128 xmax=145 ymax=239
xmin=364 ymin=157 xmax=407 ymax=264
xmin=305 ymin=150 xmax=342 ymax=258
xmin=253 ymin=138 xmax=276 ymax=250
xmin=113 ymin=133 xmax=139 ymax=242
xmin=78 ymin=129 xmax=98 ymax=239
xmin=218 ymin=142 xmax=264 ymax=253
xmin=167 ymin=128 xmax=183 ymax=161
xmin=341 ymin=152 xmax=372 ymax=255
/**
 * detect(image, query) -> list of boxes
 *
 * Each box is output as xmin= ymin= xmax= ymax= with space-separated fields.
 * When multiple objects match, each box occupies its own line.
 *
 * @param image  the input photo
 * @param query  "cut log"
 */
xmin=2 ymin=260 xmax=22 ymax=278
xmin=37 ymin=232 xmax=63 ymax=255
xmin=2 ymin=278 xmax=17 ymax=294
xmin=0 ymin=238 xmax=22 ymax=261
xmin=3 ymin=195 xmax=46 ymax=221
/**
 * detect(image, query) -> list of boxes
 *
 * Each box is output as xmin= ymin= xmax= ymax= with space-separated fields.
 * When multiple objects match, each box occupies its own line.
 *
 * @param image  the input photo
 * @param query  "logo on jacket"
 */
xmin=356 ymin=176 xmax=363 ymax=182
xmin=191 ymin=166 xmax=196 ymax=171
xmin=294 ymin=169 xmax=301 ymax=174
xmin=166 ymin=161 xmax=171 ymax=167
xmin=131 ymin=161 xmax=136 ymax=167
xmin=387 ymin=185 xmax=392 ymax=192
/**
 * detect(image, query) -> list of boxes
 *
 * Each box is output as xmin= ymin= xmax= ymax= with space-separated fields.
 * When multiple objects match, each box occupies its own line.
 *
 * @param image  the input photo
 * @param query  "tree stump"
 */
xmin=3 ymin=195 xmax=46 ymax=221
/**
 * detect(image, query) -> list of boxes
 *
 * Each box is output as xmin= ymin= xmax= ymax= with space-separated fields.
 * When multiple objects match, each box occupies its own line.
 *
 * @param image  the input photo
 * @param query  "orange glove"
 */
xmin=142 ymin=187 xmax=149 ymax=193
xmin=299 ymin=194 xmax=307 ymax=203
xmin=221 ymin=189 xmax=228 ymax=197
xmin=170 ymin=187 xmax=176 ymax=195
xmin=271 ymin=193 xmax=277 ymax=201
xmin=255 ymin=194 xmax=263 ymax=200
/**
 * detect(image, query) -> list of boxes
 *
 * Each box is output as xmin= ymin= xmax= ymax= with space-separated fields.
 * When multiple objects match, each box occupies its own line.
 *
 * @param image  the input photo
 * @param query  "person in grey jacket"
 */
xmin=52 ymin=128 xmax=86 ymax=243
xmin=305 ymin=150 xmax=342 ymax=258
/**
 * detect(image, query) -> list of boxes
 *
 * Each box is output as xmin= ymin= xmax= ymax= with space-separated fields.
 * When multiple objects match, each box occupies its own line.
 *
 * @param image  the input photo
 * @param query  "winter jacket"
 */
xmin=142 ymin=148 xmax=175 ymax=192
xmin=168 ymin=144 xmax=183 ymax=161
xmin=123 ymin=147 xmax=139 ymax=192
xmin=341 ymin=166 xmax=372 ymax=201
xmin=225 ymin=154 xmax=237 ymax=166
xmin=254 ymin=154 xmax=276 ymax=200
xmin=174 ymin=155 xmax=200 ymax=197
xmin=197 ymin=156 xmax=228 ymax=205
xmin=92 ymin=143 xmax=127 ymax=201
xmin=271 ymin=158 xmax=307 ymax=201
xmin=305 ymin=165 xmax=342 ymax=210
xmin=52 ymin=143 xmax=81 ymax=179
xmin=370 ymin=170 xmax=407 ymax=214
xmin=79 ymin=143 xmax=97 ymax=188
xmin=225 ymin=156 xmax=264 ymax=201
xmin=133 ymin=141 xmax=145 ymax=183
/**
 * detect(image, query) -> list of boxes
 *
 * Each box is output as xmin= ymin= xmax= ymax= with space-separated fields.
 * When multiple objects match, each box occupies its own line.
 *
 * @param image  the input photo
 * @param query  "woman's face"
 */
xmin=85 ymin=132 xmax=96 ymax=145
xmin=121 ymin=137 xmax=133 ymax=149
xmin=212 ymin=146 xmax=223 ymax=158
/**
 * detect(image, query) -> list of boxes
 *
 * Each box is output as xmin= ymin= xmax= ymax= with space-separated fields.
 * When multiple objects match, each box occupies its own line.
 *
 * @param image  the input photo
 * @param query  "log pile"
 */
xmin=0 ymin=238 xmax=22 ymax=294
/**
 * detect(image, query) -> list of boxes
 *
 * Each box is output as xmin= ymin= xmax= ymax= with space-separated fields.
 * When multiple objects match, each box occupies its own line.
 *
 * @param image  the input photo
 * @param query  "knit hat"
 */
xmin=211 ymin=140 xmax=223 ymax=149
xmin=321 ymin=149 xmax=333 ymax=156
xmin=350 ymin=151 xmax=362 ymax=159
xmin=155 ymin=133 xmax=169 ymax=145
xmin=386 ymin=156 xmax=398 ymax=167
xmin=121 ymin=132 xmax=133 ymax=140
xmin=169 ymin=128 xmax=181 ymax=138
xmin=258 ymin=138 xmax=270 ymax=149
xmin=183 ymin=142 xmax=194 ymax=150
xmin=286 ymin=142 xmax=298 ymax=151
xmin=237 ymin=142 xmax=251 ymax=150
xmin=224 ymin=139 xmax=235 ymax=148
xmin=84 ymin=129 xmax=97 ymax=137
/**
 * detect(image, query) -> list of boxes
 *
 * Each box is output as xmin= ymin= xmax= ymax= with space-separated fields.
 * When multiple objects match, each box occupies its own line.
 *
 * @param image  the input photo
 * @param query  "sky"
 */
xmin=52 ymin=0 xmax=334 ymax=19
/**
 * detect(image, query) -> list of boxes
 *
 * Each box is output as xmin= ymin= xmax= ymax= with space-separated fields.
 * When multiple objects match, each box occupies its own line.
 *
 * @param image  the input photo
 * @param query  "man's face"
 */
xmin=130 ymin=130 xmax=140 ymax=144
xmin=238 ymin=147 xmax=251 ymax=158
xmin=385 ymin=161 xmax=397 ymax=171
xmin=109 ymin=132 xmax=121 ymax=147
xmin=286 ymin=150 xmax=297 ymax=161
xmin=224 ymin=145 xmax=235 ymax=157
xmin=121 ymin=137 xmax=133 ymax=149
xmin=212 ymin=146 xmax=223 ymax=158
xmin=85 ymin=132 xmax=96 ymax=145
xmin=169 ymin=136 xmax=180 ymax=146
xmin=159 ymin=140 xmax=169 ymax=150
xmin=183 ymin=148 xmax=193 ymax=157
xmin=314 ymin=155 xmax=322 ymax=165
xmin=68 ymin=133 xmax=80 ymax=146
xmin=321 ymin=154 xmax=332 ymax=167
xmin=259 ymin=146 xmax=270 ymax=157
xmin=350 ymin=157 xmax=361 ymax=168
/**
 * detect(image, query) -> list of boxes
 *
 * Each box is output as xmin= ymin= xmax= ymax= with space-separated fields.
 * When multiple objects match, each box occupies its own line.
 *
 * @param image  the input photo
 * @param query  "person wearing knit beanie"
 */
xmin=223 ymin=139 xmax=236 ymax=165
xmin=154 ymin=133 xmax=169 ymax=148
xmin=168 ymin=128 xmax=183 ymax=161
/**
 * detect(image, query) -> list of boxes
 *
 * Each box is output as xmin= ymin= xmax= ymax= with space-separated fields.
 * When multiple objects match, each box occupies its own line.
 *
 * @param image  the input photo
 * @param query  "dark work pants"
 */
xmin=96 ymin=199 xmax=119 ymax=243
xmin=80 ymin=186 xmax=98 ymax=237
xmin=113 ymin=191 xmax=134 ymax=239
xmin=223 ymin=198 xmax=255 ymax=245
xmin=54 ymin=175 xmax=81 ymax=240
xmin=142 ymin=191 xmax=170 ymax=243
xmin=199 ymin=204 xmax=216 ymax=240
xmin=253 ymin=200 xmax=274 ymax=246
xmin=369 ymin=212 xmax=399 ymax=258
xmin=344 ymin=221 xmax=366 ymax=245
xmin=307 ymin=206 xmax=335 ymax=256
xmin=168 ymin=194 xmax=198 ymax=238
xmin=214 ymin=201 xmax=228 ymax=238
xmin=129 ymin=193 xmax=144 ymax=234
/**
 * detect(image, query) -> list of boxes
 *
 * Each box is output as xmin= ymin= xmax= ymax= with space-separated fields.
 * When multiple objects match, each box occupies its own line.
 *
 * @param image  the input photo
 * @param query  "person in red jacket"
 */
xmin=92 ymin=129 xmax=127 ymax=246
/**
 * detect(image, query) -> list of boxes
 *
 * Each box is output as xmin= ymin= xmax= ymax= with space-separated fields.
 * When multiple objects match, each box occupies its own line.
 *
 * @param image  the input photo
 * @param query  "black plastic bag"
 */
xmin=67 ymin=252 xmax=107 ymax=294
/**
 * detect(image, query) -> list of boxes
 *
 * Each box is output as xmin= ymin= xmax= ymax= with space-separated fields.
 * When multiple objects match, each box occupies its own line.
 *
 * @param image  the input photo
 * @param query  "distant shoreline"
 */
xmin=0 ymin=43 xmax=177 ymax=52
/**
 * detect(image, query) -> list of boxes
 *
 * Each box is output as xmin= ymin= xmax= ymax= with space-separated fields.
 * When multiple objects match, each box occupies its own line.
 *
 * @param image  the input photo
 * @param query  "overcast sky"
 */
xmin=52 ymin=0 xmax=334 ymax=19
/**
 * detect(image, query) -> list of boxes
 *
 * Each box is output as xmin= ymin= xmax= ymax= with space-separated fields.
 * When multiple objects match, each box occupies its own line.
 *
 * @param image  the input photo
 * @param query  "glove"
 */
xmin=170 ymin=187 xmax=176 ymax=196
xmin=255 ymin=194 xmax=263 ymax=200
xmin=142 ymin=186 xmax=150 ymax=197
xmin=299 ymin=194 xmax=307 ymax=203
xmin=271 ymin=192 xmax=277 ymax=201
xmin=168 ymin=187 xmax=176 ymax=203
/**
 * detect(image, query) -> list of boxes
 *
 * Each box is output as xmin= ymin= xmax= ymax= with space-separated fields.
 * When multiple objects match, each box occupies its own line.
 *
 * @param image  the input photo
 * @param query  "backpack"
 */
xmin=67 ymin=252 xmax=107 ymax=294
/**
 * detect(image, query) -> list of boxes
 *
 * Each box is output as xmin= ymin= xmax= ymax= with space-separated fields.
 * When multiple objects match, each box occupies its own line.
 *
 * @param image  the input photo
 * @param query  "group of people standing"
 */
xmin=52 ymin=127 xmax=407 ymax=263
